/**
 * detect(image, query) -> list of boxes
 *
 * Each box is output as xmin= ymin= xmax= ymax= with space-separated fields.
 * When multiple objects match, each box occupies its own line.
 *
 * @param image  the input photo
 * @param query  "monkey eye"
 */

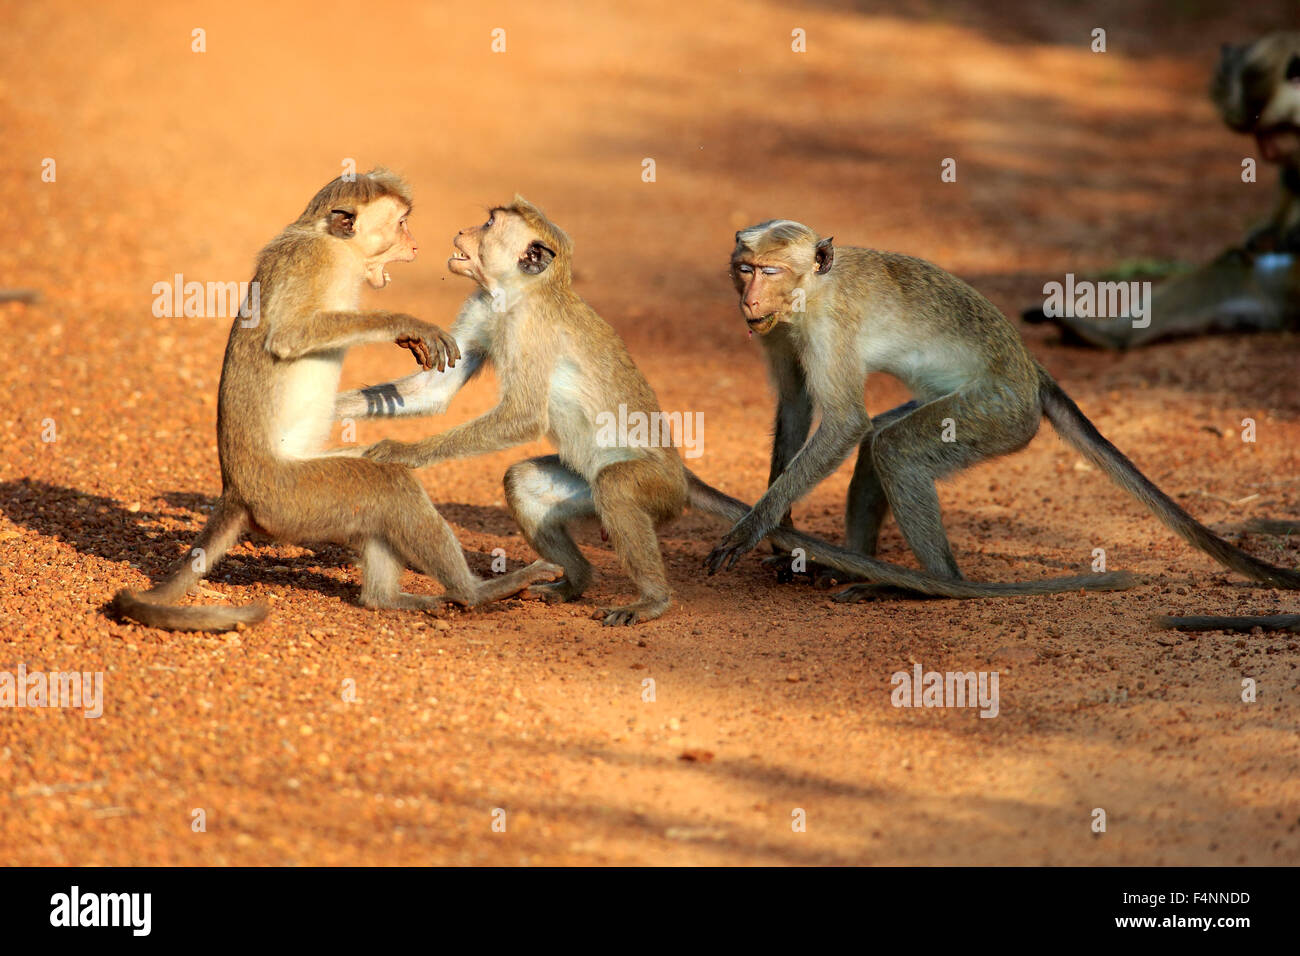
xmin=735 ymin=263 xmax=754 ymax=274
xmin=1288 ymin=55 xmax=1300 ymax=83
xmin=761 ymin=266 xmax=781 ymax=276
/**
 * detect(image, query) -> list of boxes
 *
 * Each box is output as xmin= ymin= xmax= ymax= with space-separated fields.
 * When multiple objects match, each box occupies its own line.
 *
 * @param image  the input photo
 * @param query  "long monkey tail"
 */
xmin=110 ymin=498 xmax=270 ymax=632
xmin=1036 ymin=366 xmax=1300 ymax=589
xmin=683 ymin=469 xmax=1136 ymax=598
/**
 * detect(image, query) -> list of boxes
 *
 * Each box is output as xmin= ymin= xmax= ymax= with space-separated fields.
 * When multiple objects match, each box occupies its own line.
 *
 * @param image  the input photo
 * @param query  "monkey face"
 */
xmin=731 ymin=224 xmax=833 ymax=335
xmin=1254 ymin=52 xmax=1300 ymax=163
xmin=732 ymin=257 xmax=796 ymax=335
xmin=347 ymin=195 xmax=417 ymax=289
xmin=1216 ymin=36 xmax=1300 ymax=164
xmin=450 ymin=210 xmax=557 ymax=287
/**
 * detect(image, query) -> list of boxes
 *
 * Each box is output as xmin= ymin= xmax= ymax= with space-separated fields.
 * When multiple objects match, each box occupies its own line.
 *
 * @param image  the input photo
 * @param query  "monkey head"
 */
xmin=297 ymin=168 xmax=417 ymax=289
xmin=1212 ymin=33 xmax=1300 ymax=165
xmin=730 ymin=220 xmax=833 ymax=335
xmin=449 ymin=195 xmax=571 ymax=293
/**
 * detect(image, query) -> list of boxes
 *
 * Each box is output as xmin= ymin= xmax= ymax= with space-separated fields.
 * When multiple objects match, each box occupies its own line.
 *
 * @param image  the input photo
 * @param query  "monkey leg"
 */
xmin=504 ymin=455 xmax=597 ymax=603
xmin=845 ymin=400 xmax=920 ymax=555
xmin=768 ymin=401 xmax=921 ymax=589
xmin=853 ymin=387 xmax=1038 ymax=589
xmin=763 ymin=454 xmax=878 ymax=590
xmin=377 ymin=471 xmax=558 ymax=607
xmin=590 ymin=459 xmax=685 ymax=627
xmin=138 ymin=494 xmax=250 ymax=602
xmin=358 ymin=538 xmax=444 ymax=611
xmin=268 ymin=458 xmax=555 ymax=610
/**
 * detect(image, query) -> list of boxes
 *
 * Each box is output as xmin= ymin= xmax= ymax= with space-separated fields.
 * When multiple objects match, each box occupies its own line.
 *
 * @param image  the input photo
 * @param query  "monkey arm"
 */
xmin=764 ymin=340 xmax=814 ymax=487
xmin=705 ymin=413 xmax=871 ymax=574
xmin=264 ymin=310 xmax=460 ymax=371
xmin=334 ymin=348 xmax=486 ymax=420
xmin=361 ymin=374 xmax=549 ymax=468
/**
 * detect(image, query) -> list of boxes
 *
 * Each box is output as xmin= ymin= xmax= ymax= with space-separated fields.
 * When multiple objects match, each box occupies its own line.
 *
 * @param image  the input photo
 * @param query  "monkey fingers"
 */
xmin=431 ymin=327 xmax=462 ymax=369
xmin=394 ymin=334 xmax=433 ymax=370
xmin=705 ymin=522 xmax=764 ymax=575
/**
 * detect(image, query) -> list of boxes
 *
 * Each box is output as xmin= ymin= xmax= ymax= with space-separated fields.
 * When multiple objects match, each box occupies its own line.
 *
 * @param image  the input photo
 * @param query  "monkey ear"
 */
xmin=815 ymin=237 xmax=834 ymax=275
xmin=519 ymin=240 xmax=556 ymax=275
xmin=328 ymin=208 xmax=357 ymax=239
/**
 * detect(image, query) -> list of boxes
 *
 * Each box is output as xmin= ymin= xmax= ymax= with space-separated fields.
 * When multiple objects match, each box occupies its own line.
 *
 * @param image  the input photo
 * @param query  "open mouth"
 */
xmin=745 ymin=313 xmax=778 ymax=335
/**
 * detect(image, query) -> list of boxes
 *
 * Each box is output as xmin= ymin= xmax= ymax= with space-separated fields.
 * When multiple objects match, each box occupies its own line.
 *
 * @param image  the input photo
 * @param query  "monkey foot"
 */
xmin=362 ymin=591 xmax=451 ymax=611
xmin=831 ymin=582 xmax=916 ymax=604
xmin=593 ymin=599 xmax=668 ymax=626
xmin=526 ymin=578 xmax=585 ymax=604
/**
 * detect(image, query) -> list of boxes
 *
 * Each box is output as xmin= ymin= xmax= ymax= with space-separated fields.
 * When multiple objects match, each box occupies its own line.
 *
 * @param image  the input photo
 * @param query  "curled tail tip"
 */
xmin=108 ymin=590 xmax=270 ymax=632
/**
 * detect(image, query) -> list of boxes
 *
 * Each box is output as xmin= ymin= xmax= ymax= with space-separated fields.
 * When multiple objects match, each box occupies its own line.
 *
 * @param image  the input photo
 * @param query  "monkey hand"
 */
xmin=395 ymin=326 xmax=461 ymax=373
xmin=704 ymin=517 xmax=766 ymax=575
xmin=362 ymin=438 xmax=434 ymax=468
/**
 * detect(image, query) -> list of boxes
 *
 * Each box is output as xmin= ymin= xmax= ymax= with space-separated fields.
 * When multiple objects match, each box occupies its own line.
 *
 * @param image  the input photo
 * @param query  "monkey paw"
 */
xmin=594 ymin=598 xmax=667 ymax=626
xmin=595 ymin=606 xmax=641 ymax=626
xmin=831 ymin=582 xmax=915 ymax=604
xmin=704 ymin=522 xmax=764 ymax=575
xmin=362 ymin=438 xmax=426 ymax=467
xmin=527 ymin=579 xmax=582 ymax=603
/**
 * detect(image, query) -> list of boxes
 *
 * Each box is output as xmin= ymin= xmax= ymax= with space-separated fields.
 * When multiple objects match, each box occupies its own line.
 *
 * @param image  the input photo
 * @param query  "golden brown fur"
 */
xmin=111 ymin=172 xmax=557 ymax=631
xmin=711 ymin=220 xmax=1300 ymax=598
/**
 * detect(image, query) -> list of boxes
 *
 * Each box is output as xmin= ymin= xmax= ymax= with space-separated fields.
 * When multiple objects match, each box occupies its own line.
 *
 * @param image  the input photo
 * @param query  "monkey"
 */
xmin=1159 ymin=517 xmax=1300 ymax=632
xmin=1023 ymin=32 xmax=1300 ymax=348
xmin=338 ymin=198 xmax=1135 ymax=626
xmin=706 ymin=220 xmax=1300 ymax=602
xmin=110 ymin=170 xmax=559 ymax=632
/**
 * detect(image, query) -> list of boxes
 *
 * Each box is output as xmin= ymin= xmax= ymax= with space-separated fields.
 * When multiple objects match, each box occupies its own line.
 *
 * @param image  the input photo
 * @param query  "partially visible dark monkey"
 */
xmin=111 ymin=170 xmax=558 ymax=632
xmin=341 ymin=199 xmax=1132 ymax=625
xmin=1026 ymin=32 xmax=1300 ymax=348
xmin=707 ymin=220 xmax=1300 ymax=599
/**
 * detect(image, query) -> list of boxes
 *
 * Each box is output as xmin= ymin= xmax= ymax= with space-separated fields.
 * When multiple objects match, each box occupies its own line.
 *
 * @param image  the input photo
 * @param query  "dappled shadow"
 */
xmin=0 ymin=479 xmax=530 ymax=606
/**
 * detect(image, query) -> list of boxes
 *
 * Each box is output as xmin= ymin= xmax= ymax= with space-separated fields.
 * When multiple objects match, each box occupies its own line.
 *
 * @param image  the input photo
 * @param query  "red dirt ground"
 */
xmin=1 ymin=0 xmax=1297 ymax=865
